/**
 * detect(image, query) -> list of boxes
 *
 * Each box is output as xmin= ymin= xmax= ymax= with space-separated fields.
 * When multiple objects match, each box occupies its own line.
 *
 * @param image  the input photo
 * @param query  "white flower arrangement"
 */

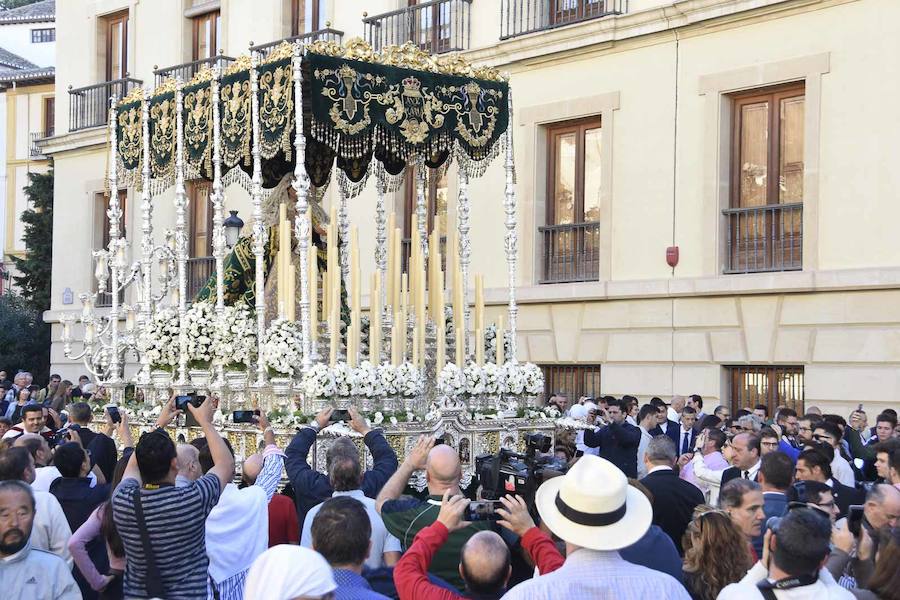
xmin=353 ymin=361 xmax=383 ymax=398
xmin=377 ymin=363 xmax=399 ymax=396
xmin=482 ymin=362 xmax=505 ymax=396
xmin=331 ymin=361 xmax=353 ymax=397
xmin=213 ymin=303 xmax=257 ymax=370
xmin=396 ymin=362 xmax=424 ymax=398
xmin=301 ymin=363 xmax=336 ymax=399
xmin=556 ymin=415 xmax=593 ymax=430
xmin=138 ymin=307 xmax=180 ymax=370
xmin=260 ymin=318 xmax=302 ymax=377
xmin=437 ymin=363 xmax=465 ymax=398
xmin=463 ymin=362 xmax=487 ymax=397
xmin=183 ymin=302 xmax=217 ymax=368
xmin=521 ymin=362 xmax=544 ymax=396
xmin=503 ymin=361 xmax=526 ymax=395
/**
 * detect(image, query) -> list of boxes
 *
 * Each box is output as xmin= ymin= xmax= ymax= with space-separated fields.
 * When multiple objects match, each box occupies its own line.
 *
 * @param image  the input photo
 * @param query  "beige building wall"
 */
xmin=46 ymin=0 xmax=900 ymax=414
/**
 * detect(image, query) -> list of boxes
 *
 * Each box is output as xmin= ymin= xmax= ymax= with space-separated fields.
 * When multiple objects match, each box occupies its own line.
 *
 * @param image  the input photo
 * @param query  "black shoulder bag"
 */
xmin=132 ymin=487 xmax=166 ymax=599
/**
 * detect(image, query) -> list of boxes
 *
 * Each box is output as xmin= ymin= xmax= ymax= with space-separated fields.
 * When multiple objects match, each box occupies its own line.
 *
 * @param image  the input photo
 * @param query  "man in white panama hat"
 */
xmin=501 ymin=455 xmax=690 ymax=599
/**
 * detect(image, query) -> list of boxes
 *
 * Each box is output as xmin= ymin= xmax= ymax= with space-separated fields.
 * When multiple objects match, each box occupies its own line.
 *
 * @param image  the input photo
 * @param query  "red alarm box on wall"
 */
xmin=666 ymin=246 xmax=679 ymax=268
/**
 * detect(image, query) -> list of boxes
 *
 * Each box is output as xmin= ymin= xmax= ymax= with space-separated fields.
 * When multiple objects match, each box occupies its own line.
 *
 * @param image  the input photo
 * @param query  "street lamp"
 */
xmin=223 ymin=210 xmax=244 ymax=248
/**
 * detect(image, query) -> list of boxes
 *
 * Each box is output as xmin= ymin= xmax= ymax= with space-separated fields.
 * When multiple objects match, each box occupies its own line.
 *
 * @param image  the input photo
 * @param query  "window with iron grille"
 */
xmin=539 ymin=364 xmax=601 ymax=405
xmin=726 ymin=365 xmax=804 ymax=416
xmin=31 ymin=28 xmax=55 ymax=43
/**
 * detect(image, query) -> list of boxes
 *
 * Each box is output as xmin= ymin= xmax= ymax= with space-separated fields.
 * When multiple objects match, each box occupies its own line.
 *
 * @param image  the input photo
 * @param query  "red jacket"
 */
xmin=394 ymin=521 xmax=564 ymax=600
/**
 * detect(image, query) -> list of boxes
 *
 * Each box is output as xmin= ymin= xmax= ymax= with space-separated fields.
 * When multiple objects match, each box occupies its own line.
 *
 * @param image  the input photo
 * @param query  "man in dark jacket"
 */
xmin=648 ymin=397 xmax=680 ymax=447
xmin=64 ymin=402 xmax=118 ymax=482
xmin=584 ymin=398 xmax=642 ymax=477
xmin=638 ymin=435 xmax=704 ymax=555
xmin=285 ymin=407 xmax=398 ymax=529
xmin=753 ymin=450 xmax=793 ymax=556
xmin=795 ymin=445 xmax=864 ymax=519
xmin=49 ymin=441 xmax=111 ymax=600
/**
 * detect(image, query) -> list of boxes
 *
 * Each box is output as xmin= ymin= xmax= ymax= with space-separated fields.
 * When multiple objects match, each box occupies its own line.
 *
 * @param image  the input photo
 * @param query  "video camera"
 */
xmin=475 ymin=432 xmax=567 ymax=502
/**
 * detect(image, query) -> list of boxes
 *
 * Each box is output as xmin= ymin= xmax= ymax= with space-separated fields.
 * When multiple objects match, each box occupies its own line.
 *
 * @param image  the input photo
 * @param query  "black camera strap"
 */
xmin=132 ymin=487 xmax=166 ymax=599
xmin=756 ymin=573 xmax=818 ymax=599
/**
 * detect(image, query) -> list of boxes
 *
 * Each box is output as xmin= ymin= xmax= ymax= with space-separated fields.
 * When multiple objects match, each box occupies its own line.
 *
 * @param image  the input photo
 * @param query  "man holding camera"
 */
xmin=582 ymin=398 xmax=642 ymax=478
xmin=286 ymin=406 xmax=398 ymax=528
xmin=393 ymin=492 xmax=564 ymax=600
xmin=112 ymin=395 xmax=234 ymax=600
xmin=718 ymin=506 xmax=854 ymax=599
xmin=376 ymin=435 xmax=493 ymax=591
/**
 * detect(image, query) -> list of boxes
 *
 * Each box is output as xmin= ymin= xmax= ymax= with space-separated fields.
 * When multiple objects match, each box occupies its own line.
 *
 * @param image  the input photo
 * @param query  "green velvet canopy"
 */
xmin=114 ymin=42 xmax=510 ymax=190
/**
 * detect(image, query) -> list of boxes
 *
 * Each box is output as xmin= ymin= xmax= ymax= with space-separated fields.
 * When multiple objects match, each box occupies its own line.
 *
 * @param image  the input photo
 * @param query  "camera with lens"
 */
xmin=475 ymin=432 xmax=566 ymax=502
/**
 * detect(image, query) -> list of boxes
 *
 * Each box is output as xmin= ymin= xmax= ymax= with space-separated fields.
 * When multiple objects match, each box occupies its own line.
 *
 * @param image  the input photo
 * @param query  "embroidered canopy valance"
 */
xmin=115 ymin=39 xmax=509 ymax=190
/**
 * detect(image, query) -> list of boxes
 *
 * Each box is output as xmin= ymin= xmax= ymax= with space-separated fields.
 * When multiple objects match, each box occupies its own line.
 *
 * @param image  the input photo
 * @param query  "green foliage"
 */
xmin=7 ymin=168 xmax=53 ymax=383
xmin=0 ymin=292 xmax=49 ymax=382
xmin=0 ymin=0 xmax=45 ymax=10
xmin=11 ymin=168 xmax=53 ymax=312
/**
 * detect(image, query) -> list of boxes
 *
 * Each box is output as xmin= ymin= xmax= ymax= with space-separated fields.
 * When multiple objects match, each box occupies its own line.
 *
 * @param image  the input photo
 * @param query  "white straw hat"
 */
xmin=535 ymin=454 xmax=652 ymax=551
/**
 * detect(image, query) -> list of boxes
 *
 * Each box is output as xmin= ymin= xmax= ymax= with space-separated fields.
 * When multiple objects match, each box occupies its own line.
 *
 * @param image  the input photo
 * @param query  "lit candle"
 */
xmin=386 ymin=212 xmax=396 ymax=309
xmin=399 ymin=274 xmax=408 ymax=362
xmin=475 ymin=275 xmax=484 ymax=365
xmin=309 ymin=243 xmax=318 ymax=349
xmin=496 ymin=314 xmax=505 ymax=365
xmin=370 ymin=273 xmax=381 ymax=363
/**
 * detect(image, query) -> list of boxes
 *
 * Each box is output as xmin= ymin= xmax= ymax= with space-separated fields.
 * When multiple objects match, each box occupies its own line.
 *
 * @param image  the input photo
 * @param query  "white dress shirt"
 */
xmin=718 ymin=561 xmax=855 ymax=599
xmin=31 ymin=465 xmax=96 ymax=492
xmin=636 ymin=426 xmax=653 ymax=479
xmin=676 ymin=425 xmax=694 ymax=455
xmin=501 ymin=547 xmax=690 ymax=600
xmin=301 ymin=488 xmax=401 ymax=570
xmin=831 ymin=454 xmax=855 ymax=488
xmin=667 ymin=407 xmax=680 ymax=423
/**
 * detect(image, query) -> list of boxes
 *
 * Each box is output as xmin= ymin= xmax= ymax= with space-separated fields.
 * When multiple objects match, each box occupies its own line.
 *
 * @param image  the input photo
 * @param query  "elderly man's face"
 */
xmin=728 ymin=490 xmax=765 ymax=539
xmin=865 ymin=489 xmax=900 ymax=529
xmin=22 ymin=412 xmax=44 ymax=434
xmin=0 ymin=488 xmax=35 ymax=557
xmin=730 ymin=434 xmax=759 ymax=469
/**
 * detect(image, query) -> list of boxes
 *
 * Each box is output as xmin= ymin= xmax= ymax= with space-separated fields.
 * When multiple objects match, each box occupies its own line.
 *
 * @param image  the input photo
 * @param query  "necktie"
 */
xmin=682 ymin=431 xmax=690 ymax=455
xmin=743 ymin=470 xmax=750 ymax=480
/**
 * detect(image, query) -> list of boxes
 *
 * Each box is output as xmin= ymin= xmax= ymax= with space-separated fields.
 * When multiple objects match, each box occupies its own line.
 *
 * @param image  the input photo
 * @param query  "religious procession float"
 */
xmin=59 ymin=38 xmax=573 ymax=478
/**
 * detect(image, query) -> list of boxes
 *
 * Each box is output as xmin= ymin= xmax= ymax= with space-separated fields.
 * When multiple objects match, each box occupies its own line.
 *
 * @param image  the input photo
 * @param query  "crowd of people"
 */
xmin=0 ymin=369 xmax=898 ymax=600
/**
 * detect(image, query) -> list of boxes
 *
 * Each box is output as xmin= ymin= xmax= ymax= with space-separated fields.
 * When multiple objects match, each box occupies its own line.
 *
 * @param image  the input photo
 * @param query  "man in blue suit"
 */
xmin=753 ymin=450 xmax=792 ymax=557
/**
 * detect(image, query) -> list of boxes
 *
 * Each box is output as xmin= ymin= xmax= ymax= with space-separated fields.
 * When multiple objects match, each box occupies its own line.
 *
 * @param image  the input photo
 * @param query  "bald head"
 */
xmin=426 ymin=445 xmax=461 ymax=494
xmin=460 ymin=531 xmax=511 ymax=595
xmin=176 ymin=444 xmax=200 ymax=482
xmin=14 ymin=434 xmax=50 ymax=466
xmin=242 ymin=453 xmax=263 ymax=486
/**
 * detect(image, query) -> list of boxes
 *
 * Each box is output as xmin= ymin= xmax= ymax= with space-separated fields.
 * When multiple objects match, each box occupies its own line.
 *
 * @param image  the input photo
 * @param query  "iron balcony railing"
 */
xmin=723 ymin=203 xmax=802 ymax=274
xmin=187 ymin=256 xmax=215 ymax=302
xmin=29 ymin=130 xmax=52 ymax=157
xmin=68 ymin=78 xmax=143 ymax=132
xmin=154 ymin=54 xmax=235 ymax=86
xmin=539 ymin=222 xmax=599 ymax=284
xmin=364 ymin=0 xmax=472 ymax=53
xmin=500 ymin=0 xmax=626 ymax=39
xmin=251 ymin=28 xmax=345 ymax=59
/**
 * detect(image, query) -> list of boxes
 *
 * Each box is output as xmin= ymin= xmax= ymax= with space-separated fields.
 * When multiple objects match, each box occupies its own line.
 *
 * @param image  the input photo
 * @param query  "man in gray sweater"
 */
xmin=0 ymin=480 xmax=79 ymax=599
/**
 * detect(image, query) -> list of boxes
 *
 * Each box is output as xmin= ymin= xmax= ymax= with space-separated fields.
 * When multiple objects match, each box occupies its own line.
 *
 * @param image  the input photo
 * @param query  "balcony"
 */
xmin=538 ymin=222 xmax=599 ymax=284
xmin=723 ymin=203 xmax=802 ymax=274
xmin=364 ymin=0 xmax=472 ymax=53
xmin=154 ymin=54 xmax=235 ymax=86
xmin=500 ymin=0 xmax=626 ymax=39
xmin=29 ymin=130 xmax=52 ymax=158
xmin=68 ymin=78 xmax=143 ymax=132
xmin=251 ymin=27 xmax=345 ymax=60
xmin=187 ymin=257 xmax=215 ymax=302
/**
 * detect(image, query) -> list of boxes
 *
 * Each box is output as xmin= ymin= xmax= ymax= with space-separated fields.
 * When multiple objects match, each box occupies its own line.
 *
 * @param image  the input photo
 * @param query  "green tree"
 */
xmin=0 ymin=292 xmax=49 ymax=381
xmin=11 ymin=168 xmax=53 ymax=312
xmin=8 ymin=168 xmax=53 ymax=383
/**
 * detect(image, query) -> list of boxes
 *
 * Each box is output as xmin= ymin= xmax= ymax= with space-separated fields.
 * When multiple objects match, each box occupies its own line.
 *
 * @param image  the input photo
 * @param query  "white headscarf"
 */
xmin=244 ymin=545 xmax=336 ymax=600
